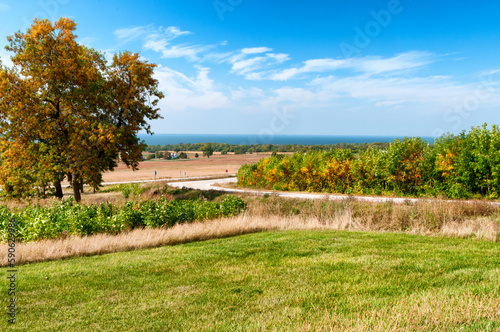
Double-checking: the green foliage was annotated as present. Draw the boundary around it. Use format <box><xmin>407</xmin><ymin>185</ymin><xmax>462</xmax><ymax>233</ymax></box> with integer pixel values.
<box><xmin>201</xmin><ymin>143</ymin><xmax>214</xmax><ymax>158</ymax></box>
<box><xmin>97</xmin><ymin>183</ymin><xmax>145</xmax><ymax>198</ymax></box>
<box><xmin>119</xmin><ymin>183</ymin><xmax>145</xmax><ymax>198</ymax></box>
<box><xmin>237</xmin><ymin>124</ymin><xmax>500</xmax><ymax>199</ymax></box>
<box><xmin>0</xmin><ymin>195</ymin><xmax>246</xmax><ymax>242</ymax></box>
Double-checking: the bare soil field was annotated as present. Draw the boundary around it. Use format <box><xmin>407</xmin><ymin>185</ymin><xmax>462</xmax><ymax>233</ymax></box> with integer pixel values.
<box><xmin>101</xmin><ymin>152</ymin><xmax>269</xmax><ymax>183</ymax></box>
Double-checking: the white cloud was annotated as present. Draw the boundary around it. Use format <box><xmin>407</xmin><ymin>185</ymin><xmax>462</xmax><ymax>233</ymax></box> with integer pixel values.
<box><xmin>150</xmin><ymin>43</ymin><xmax>214</xmax><ymax>61</ymax></box>
<box><xmin>307</xmin><ymin>74</ymin><xmax>499</xmax><ymax>109</ymax></box>
<box><xmin>231</xmin><ymin>56</ymin><xmax>268</xmax><ymax>74</ymax></box>
<box><xmin>270</xmin><ymin>58</ymin><xmax>346</xmax><ymax>81</ymax></box>
<box><xmin>241</xmin><ymin>47</ymin><xmax>273</xmax><ymax>54</ymax></box>
<box><xmin>265</xmin><ymin>51</ymin><xmax>435</xmax><ymax>81</ymax></box>
<box><xmin>164</xmin><ymin>26</ymin><xmax>192</xmax><ymax>39</ymax></box>
<box><xmin>110</xmin><ymin>24</ymin><xmax>500</xmax><ymax>126</ymax></box>
<box><xmin>223</xmin><ymin>47</ymin><xmax>290</xmax><ymax>79</ymax></box>
<box><xmin>129</xmin><ymin>26</ymin><xmax>219</xmax><ymax>61</ymax></box>
<box><xmin>114</xmin><ymin>25</ymin><xmax>191</xmax><ymax>45</ymax></box>
<box><xmin>114</xmin><ymin>25</ymin><xmax>151</xmax><ymax>43</ymax></box>
<box><xmin>0</xmin><ymin>3</ymin><xmax>9</xmax><ymax>12</ymax></box>
<box><xmin>154</xmin><ymin>65</ymin><xmax>229</xmax><ymax>113</ymax></box>
<box><xmin>251</xmin><ymin>68</ymin><xmax>500</xmax><ymax>112</ymax></box>
<box><xmin>143</xmin><ymin>39</ymin><xmax>168</xmax><ymax>53</ymax></box>
<box><xmin>352</xmin><ymin>51</ymin><xmax>434</xmax><ymax>74</ymax></box>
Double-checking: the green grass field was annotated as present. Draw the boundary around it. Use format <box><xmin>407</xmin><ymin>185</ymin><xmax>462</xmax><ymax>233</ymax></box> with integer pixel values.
<box><xmin>2</xmin><ymin>230</ymin><xmax>499</xmax><ymax>331</ymax></box>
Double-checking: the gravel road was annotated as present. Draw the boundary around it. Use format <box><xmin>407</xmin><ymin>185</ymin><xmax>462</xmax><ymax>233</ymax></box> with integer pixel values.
<box><xmin>168</xmin><ymin>177</ymin><xmax>422</xmax><ymax>204</ymax></box>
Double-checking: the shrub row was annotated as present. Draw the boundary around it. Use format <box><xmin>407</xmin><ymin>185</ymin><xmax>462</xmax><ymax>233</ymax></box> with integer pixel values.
<box><xmin>237</xmin><ymin>124</ymin><xmax>500</xmax><ymax>199</ymax></box>
<box><xmin>98</xmin><ymin>183</ymin><xmax>146</xmax><ymax>198</ymax></box>
<box><xmin>0</xmin><ymin>195</ymin><xmax>246</xmax><ymax>242</ymax></box>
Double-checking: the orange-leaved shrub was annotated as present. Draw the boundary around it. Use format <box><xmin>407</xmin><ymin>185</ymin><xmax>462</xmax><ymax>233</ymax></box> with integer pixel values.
<box><xmin>237</xmin><ymin>124</ymin><xmax>500</xmax><ymax>199</ymax></box>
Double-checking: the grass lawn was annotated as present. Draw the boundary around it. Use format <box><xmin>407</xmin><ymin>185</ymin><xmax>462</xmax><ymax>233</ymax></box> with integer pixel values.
<box><xmin>2</xmin><ymin>230</ymin><xmax>499</xmax><ymax>331</ymax></box>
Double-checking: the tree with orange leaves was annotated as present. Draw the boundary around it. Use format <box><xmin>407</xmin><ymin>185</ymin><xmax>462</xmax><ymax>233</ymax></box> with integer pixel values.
<box><xmin>0</xmin><ymin>18</ymin><xmax>163</xmax><ymax>201</ymax></box>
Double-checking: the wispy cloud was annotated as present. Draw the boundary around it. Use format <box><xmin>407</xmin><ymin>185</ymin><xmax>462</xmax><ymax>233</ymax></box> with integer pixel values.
<box><xmin>112</xmin><ymin>24</ymin><xmax>500</xmax><ymax>123</ymax></box>
<box><xmin>241</xmin><ymin>47</ymin><xmax>273</xmax><ymax>54</ymax></box>
<box><xmin>352</xmin><ymin>51</ymin><xmax>435</xmax><ymax>74</ymax></box>
<box><xmin>164</xmin><ymin>26</ymin><xmax>192</xmax><ymax>39</ymax></box>
<box><xmin>114</xmin><ymin>25</ymin><xmax>152</xmax><ymax>43</ymax></box>
<box><xmin>220</xmin><ymin>47</ymin><xmax>290</xmax><ymax>79</ymax></box>
<box><xmin>248</xmin><ymin>64</ymin><xmax>500</xmax><ymax>111</ymax></box>
<box><xmin>263</xmin><ymin>51</ymin><xmax>435</xmax><ymax>81</ymax></box>
<box><xmin>116</xmin><ymin>25</ymin><xmax>218</xmax><ymax>61</ymax></box>
<box><xmin>114</xmin><ymin>25</ymin><xmax>191</xmax><ymax>45</ymax></box>
<box><xmin>147</xmin><ymin>43</ymin><xmax>217</xmax><ymax>61</ymax></box>
<box><xmin>270</xmin><ymin>58</ymin><xmax>347</xmax><ymax>81</ymax></box>
<box><xmin>303</xmin><ymin>74</ymin><xmax>493</xmax><ymax>108</ymax></box>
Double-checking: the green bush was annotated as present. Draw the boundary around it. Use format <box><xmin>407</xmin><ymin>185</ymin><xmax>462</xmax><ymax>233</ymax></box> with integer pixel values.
<box><xmin>119</xmin><ymin>183</ymin><xmax>145</xmax><ymax>198</ymax></box>
<box><xmin>0</xmin><ymin>195</ymin><xmax>246</xmax><ymax>243</ymax></box>
<box><xmin>237</xmin><ymin>124</ymin><xmax>500</xmax><ymax>200</ymax></box>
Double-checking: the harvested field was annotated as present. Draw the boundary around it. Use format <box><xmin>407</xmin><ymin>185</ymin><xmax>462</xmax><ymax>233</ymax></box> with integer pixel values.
<box><xmin>100</xmin><ymin>152</ymin><xmax>269</xmax><ymax>183</ymax></box>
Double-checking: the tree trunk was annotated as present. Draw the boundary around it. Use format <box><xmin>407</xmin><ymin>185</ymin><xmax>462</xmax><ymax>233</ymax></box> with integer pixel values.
<box><xmin>54</xmin><ymin>179</ymin><xmax>63</xmax><ymax>199</ymax></box>
<box><xmin>72</xmin><ymin>174</ymin><xmax>81</xmax><ymax>202</ymax></box>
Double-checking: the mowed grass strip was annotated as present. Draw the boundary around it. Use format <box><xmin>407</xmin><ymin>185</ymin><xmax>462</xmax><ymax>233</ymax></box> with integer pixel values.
<box><xmin>1</xmin><ymin>230</ymin><xmax>499</xmax><ymax>331</ymax></box>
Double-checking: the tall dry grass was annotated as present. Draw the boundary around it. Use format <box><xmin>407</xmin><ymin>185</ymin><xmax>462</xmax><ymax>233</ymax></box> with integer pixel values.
<box><xmin>2</xmin><ymin>198</ymin><xmax>499</xmax><ymax>266</ymax></box>
<box><xmin>245</xmin><ymin>196</ymin><xmax>500</xmax><ymax>241</ymax></box>
<box><xmin>0</xmin><ymin>214</ymin><xmax>347</xmax><ymax>266</ymax></box>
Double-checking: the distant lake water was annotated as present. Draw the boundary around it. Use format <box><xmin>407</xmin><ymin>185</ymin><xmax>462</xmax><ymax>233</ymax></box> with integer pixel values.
<box><xmin>138</xmin><ymin>134</ymin><xmax>435</xmax><ymax>146</ymax></box>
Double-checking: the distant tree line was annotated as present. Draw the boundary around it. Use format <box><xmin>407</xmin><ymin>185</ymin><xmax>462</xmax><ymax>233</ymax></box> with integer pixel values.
<box><xmin>237</xmin><ymin>124</ymin><xmax>500</xmax><ymax>200</ymax></box>
<box><xmin>144</xmin><ymin>142</ymin><xmax>391</xmax><ymax>155</ymax></box>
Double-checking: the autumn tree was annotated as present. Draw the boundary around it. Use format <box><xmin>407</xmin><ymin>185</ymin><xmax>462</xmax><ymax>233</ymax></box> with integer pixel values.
<box><xmin>0</xmin><ymin>18</ymin><xmax>163</xmax><ymax>201</ymax></box>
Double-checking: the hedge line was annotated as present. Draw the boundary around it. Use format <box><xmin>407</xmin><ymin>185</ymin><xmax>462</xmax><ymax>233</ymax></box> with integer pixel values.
<box><xmin>0</xmin><ymin>195</ymin><xmax>246</xmax><ymax>242</ymax></box>
<box><xmin>237</xmin><ymin>124</ymin><xmax>500</xmax><ymax>199</ymax></box>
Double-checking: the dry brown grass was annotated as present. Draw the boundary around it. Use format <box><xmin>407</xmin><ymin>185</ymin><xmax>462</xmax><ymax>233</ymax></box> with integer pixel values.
<box><xmin>2</xmin><ymin>200</ymin><xmax>499</xmax><ymax>267</ymax></box>
<box><xmin>0</xmin><ymin>214</ymin><xmax>350</xmax><ymax>266</ymax></box>
<box><xmin>245</xmin><ymin>197</ymin><xmax>500</xmax><ymax>241</ymax></box>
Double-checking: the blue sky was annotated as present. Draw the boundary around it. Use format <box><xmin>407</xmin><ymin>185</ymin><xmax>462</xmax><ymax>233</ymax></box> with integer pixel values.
<box><xmin>1</xmin><ymin>0</ymin><xmax>500</xmax><ymax>137</ymax></box>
